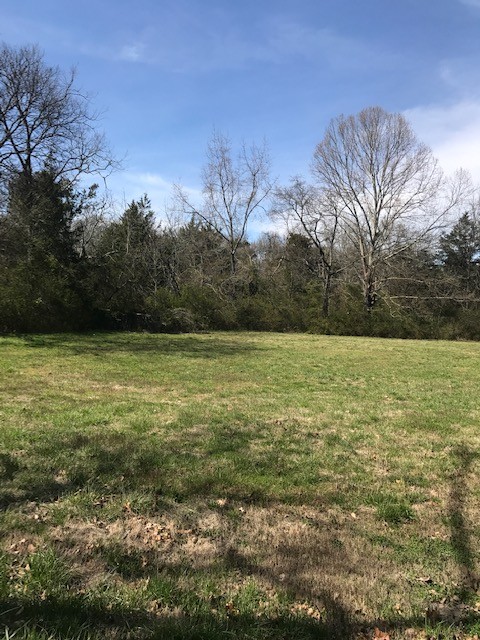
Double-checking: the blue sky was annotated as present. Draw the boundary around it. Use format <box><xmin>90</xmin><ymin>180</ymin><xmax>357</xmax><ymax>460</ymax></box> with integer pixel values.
<box><xmin>1</xmin><ymin>0</ymin><xmax>480</xmax><ymax>227</ymax></box>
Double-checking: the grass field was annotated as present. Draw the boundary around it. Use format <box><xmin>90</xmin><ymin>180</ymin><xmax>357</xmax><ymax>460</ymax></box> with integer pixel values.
<box><xmin>0</xmin><ymin>331</ymin><xmax>479</xmax><ymax>639</ymax></box>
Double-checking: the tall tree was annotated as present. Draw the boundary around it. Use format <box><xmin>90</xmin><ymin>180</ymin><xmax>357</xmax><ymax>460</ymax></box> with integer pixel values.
<box><xmin>272</xmin><ymin>177</ymin><xmax>342</xmax><ymax>316</ymax></box>
<box><xmin>312</xmin><ymin>106</ymin><xmax>465</xmax><ymax>310</ymax></box>
<box><xmin>0</xmin><ymin>43</ymin><xmax>114</xmax><ymax>191</ymax></box>
<box><xmin>174</xmin><ymin>131</ymin><xmax>272</xmax><ymax>276</ymax></box>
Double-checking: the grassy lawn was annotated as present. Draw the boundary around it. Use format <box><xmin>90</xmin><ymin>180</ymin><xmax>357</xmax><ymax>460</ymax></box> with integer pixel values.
<box><xmin>0</xmin><ymin>331</ymin><xmax>479</xmax><ymax>639</ymax></box>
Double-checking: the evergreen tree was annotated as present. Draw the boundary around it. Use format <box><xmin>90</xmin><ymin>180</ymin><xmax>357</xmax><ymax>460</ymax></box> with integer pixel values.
<box><xmin>439</xmin><ymin>213</ymin><xmax>479</xmax><ymax>287</ymax></box>
<box><xmin>0</xmin><ymin>170</ymin><xmax>93</xmax><ymax>331</ymax></box>
<box><xmin>94</xmin><ymin>196</ymin><xmax>158</xmax><ymax>325</ymax></box>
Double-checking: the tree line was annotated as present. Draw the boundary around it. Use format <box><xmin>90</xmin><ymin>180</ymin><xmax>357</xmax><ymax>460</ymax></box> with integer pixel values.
<box><xmin>1</xmin><ymin>43</ymin><xmax>479</xmax><ymax>338</ymax></box>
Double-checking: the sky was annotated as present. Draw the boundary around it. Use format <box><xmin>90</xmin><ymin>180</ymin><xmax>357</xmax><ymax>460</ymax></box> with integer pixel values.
<box><xmin>1</xmin><ymin>0</ymin><xmax>480</xmax><ymax>231</ymax></box>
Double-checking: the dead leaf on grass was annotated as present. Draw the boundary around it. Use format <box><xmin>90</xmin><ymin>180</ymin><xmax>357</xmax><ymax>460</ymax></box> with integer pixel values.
<box><xmin>225</xmin><ymin>601</ymin><xmax>239</xmax><ymax>616</ymax></box>
<box><xmin>290</xmin><ymin>601</ymin><xmax>324</xmax><ymax>621</ymax></box>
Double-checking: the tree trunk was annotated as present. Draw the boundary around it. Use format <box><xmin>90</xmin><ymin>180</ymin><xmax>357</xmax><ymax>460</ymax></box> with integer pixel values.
<box><xmin>322</xmin><ymin>271</ymin><xmax>332</xmax><ymax>317</ymax></box>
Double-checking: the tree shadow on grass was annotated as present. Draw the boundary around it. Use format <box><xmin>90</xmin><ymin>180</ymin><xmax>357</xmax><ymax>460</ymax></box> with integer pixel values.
<box><xmin>448</xmin><ymin>444</ymin><xmax>479</xmax><ymax>596</ymax></box>
<box><xmin>1</xmin><ymin>439</ymin><xmax>479</xmax><ymax>638</ymax></box>
<box><xmin>0</xmin><ymin>592</ymin><xmax>335</xmax><ymax>640</ymax></box>
<box><xmin>1</xmin><ymin>427</ymin><xmax>361</xmax><ymax>638</ymax></box>
<box><xmin>217</xmin><ymin>442</ymin><xmax>480</xmax><ymax>637</ymax></box>
<box><xmin>0</xmin><ymin>519</ymin><xmax>365</xmax><ymax>639</ymax></box>
<box><xmin>0</xmin><ymin>525</ymin><xmax>454</xmax><ymax>640</ymax></box>
<box><xmin>0</xmin><ymin>431</ymin><xmax>167</xmax><ymax>510</ymax></box>
<box><xmin>0</xmin><ymin>428</ymin><xmax>282</xmax><ymax>513</ymax></box>
<box><xmin>0</xmin><ymin>421</ymin><xmax>314</xmax><ymax>513</ymax></box>
<box><xmin>18</xmin><ymin>332</ymin><xmax>261</xmax><ymax>358</ymax></box>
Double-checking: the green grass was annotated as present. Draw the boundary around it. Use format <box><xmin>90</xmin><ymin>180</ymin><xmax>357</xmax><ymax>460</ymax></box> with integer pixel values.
<box><xmin>0</xmin><ymin>331</ymin><xmax>479</xmax><ymax>639</ymax></box>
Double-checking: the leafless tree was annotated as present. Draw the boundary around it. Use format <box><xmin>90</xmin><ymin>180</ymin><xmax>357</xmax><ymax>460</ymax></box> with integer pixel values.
<box><xmin>0</xmin><ymin>43</ymin><xmax>115</xmax><ymax>189</ymax></box>
<box><xmin>174</xmin><ymin>131</ymin><xmax>272</xmax><ymax>276</ymax></box>
<box><xmin>312</xmin><ymin>106</ymin><xmax>466</xmax><ymax>310</ymax></box>
<box><xmin>272</xmin><ymin>177</ymin><xmax>342</xmax><ymax>316</ymax></box>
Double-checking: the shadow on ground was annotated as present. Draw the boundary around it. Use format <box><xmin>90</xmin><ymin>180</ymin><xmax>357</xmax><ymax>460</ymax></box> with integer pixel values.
<box><xmin>448</xmin><ymin>444</ymin><xmax>479</xmax><ymax>596</ymax></box>
<box><xmin>0</xmin><ymin>441</ymin><xmax>478</xmax><ymax>638</ymax></box>
<box><xmin>18</xmin><ymin>332</ymin><xmax>261</xmax><ymax>358</ymax></box>
<box><xmin>0</xmin><ymin>426</ymin><xmax>283</xmax><ymax>511</ymax></box>
<box><xmin>0</xmin><ymin>594</ymin><xmax>327</xmax><ymax>640</ymax></box>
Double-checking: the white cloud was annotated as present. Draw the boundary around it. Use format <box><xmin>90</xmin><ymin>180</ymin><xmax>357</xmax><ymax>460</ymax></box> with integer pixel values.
<box><xmin>405</xmin><ymin>101</ymin><xmax>480</xmax><ymax>183</ymax></box>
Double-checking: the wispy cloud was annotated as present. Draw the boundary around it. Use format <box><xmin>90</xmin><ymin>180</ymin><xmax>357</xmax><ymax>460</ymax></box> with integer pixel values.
<box><xmin>263</xmin><ymin>18</ymin><xmax>385</xmax><ymax>71</ymax></box>
<box><xmin>0</xmin><ymin>11</ymin><xmax>151</xmax><ymax>66</ymax></box>
<box><xmin>0</xmin><ymin>7</ymin><xmax>388</xmax><ymax>76</ymax></box>
<box><xmin>43</xmin><ymin>15</ymin><xmax>381</xmax><ymax>74</ymax></box>
<box><xmin>108</xmin><ymin>170</ymin><xmax>279</xmax><ymax>238</ymax></box>
<box><xmin>134</xmin><ymin>17</ymin><xmax>388</xmax><ymax>74</ymax></box>
<box><xmin>439</xmin><ymin>58</ymin><xmax>480</xmax><ymax>97</ymax></box>
<box><xmin>117</xmin><ymin>44</ymin><xmax>145</xmax><ymax>63</ymax></box>
<box><xmin>76</xmin><ymin>40</ymin><xmax>151</xmax><ymax>64</ymax></box>
<box><xmin>458</xmin><ymin>0</ymin><xmax>480</xmax><ymax>8</ymax></box>
<box><xmin>107</xmin><ymin>171</ymin><xmax>204</xmax><ymax>222</ymax></box>
<box><xmin>106</xmin><ymin>171</ymin><xmax>172</xmax><ymax>216</ymax></box>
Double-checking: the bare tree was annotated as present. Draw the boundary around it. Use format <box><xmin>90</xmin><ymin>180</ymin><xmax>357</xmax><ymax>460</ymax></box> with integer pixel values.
<box><xmin>312</xmin><ymin>106</ymin><xmax>466</xmax><ymax>310</ymax></box>
<box><xmin>174</xmin><ymin>131</ymin><xmax>272</xmax><ymax>276</ymax></box>
<box><xmin>272</xmin><ymin>177</ymin><xmax>342</xmax><ymax>316</ymax></box>
<box><xmin>0</xmin><ymin>43</ymin><xmax>114</xmax><ymax>188</ymax></box>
